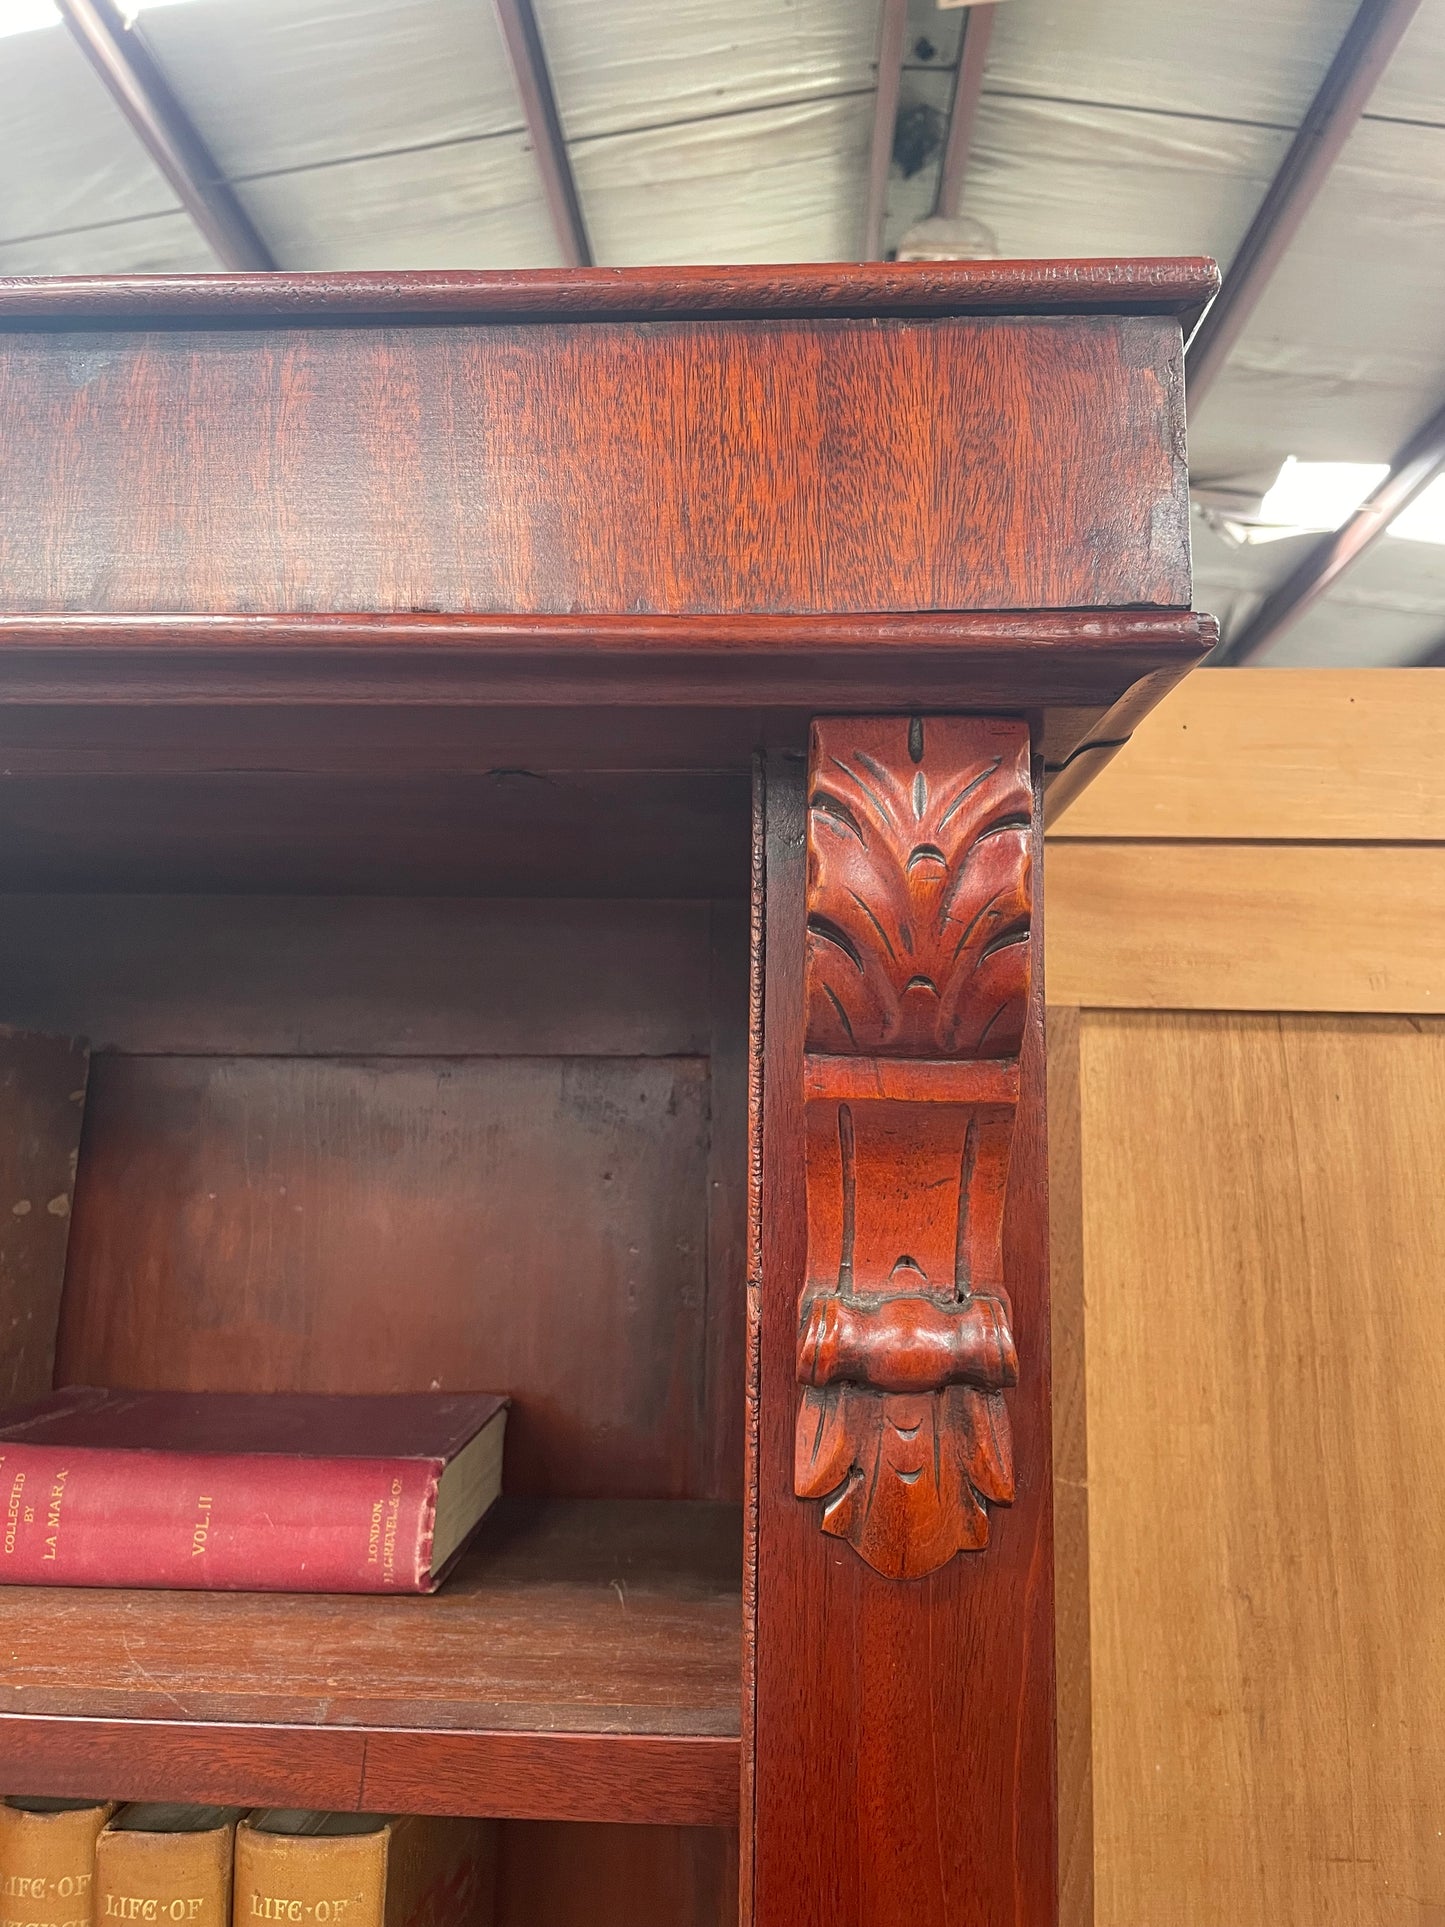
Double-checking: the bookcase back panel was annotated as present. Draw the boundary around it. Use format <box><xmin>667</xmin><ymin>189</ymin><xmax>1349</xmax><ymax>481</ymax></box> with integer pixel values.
<box><xmin>56</xmin><ymin>1053</ymin><xmax>715</xmax><ymax>1499</ymax></box>
<box><xmin>0</xmin><ymin>896</ymin><xmax>713</xmax><ymax>1057</ymax></box>
<box><xmin>0</xmin><ymin>771</ymin><xmax>750</xmax><ymax>896</ymax></box>
<box><xmin>0</xmin><ymin>1026</ymin><xmax>89</xmax><ymax>1404</ymax></box>
<box><xmin>495</xmin><ymin>1823</ymin><xmax>737</xmax><ymax>1927</ymax></box>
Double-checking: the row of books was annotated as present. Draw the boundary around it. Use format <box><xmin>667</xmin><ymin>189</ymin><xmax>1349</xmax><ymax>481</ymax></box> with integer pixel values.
<box><xmin>0</xmin><ymin>1801</ymin><xmax>492</xmax><ymax>1927</ymax></box>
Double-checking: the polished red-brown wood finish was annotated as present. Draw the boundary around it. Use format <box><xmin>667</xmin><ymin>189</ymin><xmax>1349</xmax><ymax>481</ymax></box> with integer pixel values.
<box><xmin>0</xmin><ymin>261</ymin><xmax>1214</xmax><ymax>624</ymax></box>
<box><xmin>751</xmin><ymin>737</ymin><xmax>1054</xmax><ymax>1927</ymax></box>
<box><xmin>795</xmin><ymin>717</ymin><xmax>1031</xmax><ymax>1580</ymax></box>
<box><xmin>0</xmin><ymin>262</ymin><xmax>1212</xmax><ymax>1927</ymax></box>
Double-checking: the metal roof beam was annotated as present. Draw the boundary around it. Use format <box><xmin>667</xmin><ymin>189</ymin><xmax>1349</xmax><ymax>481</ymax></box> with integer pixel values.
<box><xmin>862</xmin><ymin>0</ymin><xmax>909</xmax><ymax>261</ymax></box>
<box><xmin>492</xmin><ymin>0</ymin><xmax>592</xmax><ymax>269</ymax></box>
<box><xmin>935</xmin><ymin>3</ymin><xmax>996</xmax><ymax>220</ymax></box>
<box><xmin>1185</xmin><ymin>0</ymin><xmax>1423</xmax><ymax>404</ymax></box>
<box><xmin>56</xmin><ymin>0</ymin><xmax>275</xmax><ymax>272</ymax></box>
<box><xmin>1217</xmin><ymin>396</ymin><xmax>1445</xmax><ymax>665</ymax></box>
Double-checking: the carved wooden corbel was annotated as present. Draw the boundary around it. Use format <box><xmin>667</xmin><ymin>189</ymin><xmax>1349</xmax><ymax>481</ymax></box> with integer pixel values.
<box><xmin>795</xmin><ymin>715</ymin><xmax>1033</xmax><ymax>1579</ymax></box>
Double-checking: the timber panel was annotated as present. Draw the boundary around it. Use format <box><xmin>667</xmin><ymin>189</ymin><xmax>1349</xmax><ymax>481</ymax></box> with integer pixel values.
<box><xmin>1081</xmin><ymin>1011</ymin><xmax>1445</xmax><ymax>1927</ymax></box>
<box><xmin>0</xmin><ymin>317</ymin><xmax>1188</xmax><ymax>616</ymax></box>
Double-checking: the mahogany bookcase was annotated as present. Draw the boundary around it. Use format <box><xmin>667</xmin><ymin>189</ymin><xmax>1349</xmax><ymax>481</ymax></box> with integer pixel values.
<box><xmin>0</xmin><ymin>261</ymin><xmax>1216</xmax><ymax>1927</ymax></box>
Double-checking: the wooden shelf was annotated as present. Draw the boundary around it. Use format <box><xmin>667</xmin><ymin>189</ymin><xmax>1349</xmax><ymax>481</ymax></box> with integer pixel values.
<box><xmin>0</xmin><ymin>1499</ymin><xmax>740</xmax><ymax>1827</ymax></box>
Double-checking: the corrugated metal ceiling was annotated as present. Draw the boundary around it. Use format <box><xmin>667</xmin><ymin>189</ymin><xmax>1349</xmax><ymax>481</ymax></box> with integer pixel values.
<box><xmin>1</xmin><ymin>0</ymin><xmax>1441</xmax><ymax>663</ymax></box>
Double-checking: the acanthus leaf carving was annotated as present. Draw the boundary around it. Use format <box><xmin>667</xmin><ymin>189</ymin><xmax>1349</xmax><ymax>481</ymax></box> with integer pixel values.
<box><xmin>805</xmin><ymin>723</ymin><xmax>1032</xmax><ymax>1060</ymax></box>
<box><xmin>795</xmin><ymin>716</ymin><xmax>1033</xmax><ymax>1581</ymax></box>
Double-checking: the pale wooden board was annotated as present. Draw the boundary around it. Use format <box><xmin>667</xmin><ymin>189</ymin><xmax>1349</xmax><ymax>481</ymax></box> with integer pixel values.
<box><xmin>1046</xmin><ymin>1007</ymin><xmax>1092</xmax><ymax>1927</ymax></box>
<box><xmin>1046</xmin><ymin>842</ymin><xmax>1445</xmax><ymax>1013</ymax></box>
<box><xmin>1080</xmin><ymin>1011</ymin><xmax>1445</xmax><ymax>1927</ymax></box>
<box><xmin>1049</xmin><ymin>670</ymin><xmax>1445</xmax><ymax>842</ymax></box>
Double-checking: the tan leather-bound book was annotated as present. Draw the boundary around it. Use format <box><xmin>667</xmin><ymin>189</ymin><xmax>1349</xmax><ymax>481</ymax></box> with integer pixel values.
<box><xmin>0</xmin><ymin>1799</ymin><xmax>115</xmax><ymax>1927</ymax></box>
<box><xmin>95</xmin><ymin>1809</ymin><xmax>243</xmax><ymax>1927</ymax></box>
<box><xmin>233</xmin><ymin>1815</ymin><xmax>494</xmax><ymax>1927</ymax></box>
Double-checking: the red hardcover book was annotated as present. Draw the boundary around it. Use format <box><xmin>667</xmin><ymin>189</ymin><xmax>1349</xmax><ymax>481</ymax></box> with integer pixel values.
<box><xmin>0</xmin><ymin>1388</ymin><xmax>507</xmax><ymax>1593</ymax></box>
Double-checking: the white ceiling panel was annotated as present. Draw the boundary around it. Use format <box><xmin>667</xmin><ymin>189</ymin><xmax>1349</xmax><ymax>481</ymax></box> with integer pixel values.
<box><xmin>1188</xmin><ymin>356</ymin><xmax>1445</xmax><ymax>496</ymax></box>
<box><xmin>1249</xmin><ymin>596</ymin><xmax>1444</xmax><ymax>666</ymax></box>
<box><xmin>1190</xmin><ymin>512</ymin><xmax>1296</xmax><ymax>637</ymax></box>
<box><xmin>142</xmin><ymin>0</ymin><xmax>521</xmax><ymax>181</ymax></box>
<box><xmin>0</xmin><ymin>0</ymin><xmax>1439</xmax><ymax>670</ymax></box>
<box><xmin>236</xmin><ymin>135</ymin><xmax>561</xmax><ymax>271</ymax></box>
<box><xmin>1191</xmin><ymin>506</ymin><xmax>1445</xmax><ymax>666</ymax></box>
<box><xmin>538</xmin><ymin>0</ymin><xmax>882</xmax><ymax>142</ymax></box>
<box><xmin>0</xmin><ymin>208</ymin><xmax>212</xmax><ymax>273</ymax></box>
<box><xmin>1188</xmin><ymin>115</ymin><xmax>1445</xmax><ymax>484</ymax></box>
<box><xmin>984</xmin><ymin>0</ymin><xmax>1357</xmax><ymax>125</ymax></box>
<box><xmin>0</xmin><ymin>23</ymin><xmax>177</xmax><ymax>245</ymax></box>
<box><xmin>1366</xmin><ymin>0</ymin><xmax>1445</xmax><ymax>124</ymax></box>
<box><xmin>1318</xmin><ymin>529</ymin><xmax>1445</xmax><ymax>615</ymax></box>
<box><xmin>574</xmin><ymin>94</ymin><xmax>873</xmax><ymax>267</ymax></box>
<box><xmin>960</xmin><ymin>92</ymin><xmax>1285</xmax><ymax>262</ymax></box>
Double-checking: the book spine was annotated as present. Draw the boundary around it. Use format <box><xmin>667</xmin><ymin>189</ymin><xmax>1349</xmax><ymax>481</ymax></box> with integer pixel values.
<box><xmin>0</xmin><ymin>1804</ymin><xmax>113</xmax><ymax>1927</ymax></box>
<box><xmin>95</xmin><ymin>1827</ymin><xmax>233</xmax><ymax>1927</ymax></box>
<box><xmin>233</xmin><ymin>1827</ymin><xmax>388</xmax><ymax>1927</ymax></box>
<box><xmin>0</xmin><ymin>1445</ymin><xmax>440</xmax><ymax>1592</ymax></box>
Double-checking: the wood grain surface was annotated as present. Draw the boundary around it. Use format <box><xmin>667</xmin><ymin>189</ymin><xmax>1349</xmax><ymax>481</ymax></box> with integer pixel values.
<box><xmin>495</xmin><ymin>1823</ymin><xmax>737</xmax><ymax>1927</ymax></box>
<box><xmin>0</xmin><ymin>258</ymin><xmax>1219</xmax><ymax>325</ymax></box>
<box><xmin>0</xmin><ymin>1502</ymin><xmax>741</xmax><ymax>1825</ymax></box>
<box><xmin>0</xmin><ymin>1718</ymin><xmax>736</xmax><ymax>1828</ymax></box>
<box><xmin>0</xmin><ymin>258</ymin><xmax>1220</xmax><ymax>1913</ymax></box>
<box><xmin>0</xmin><ymin>770</ymin><xmax>751</xmax><ymax>896</ymax></box>
<box><xmin>1046</xmin><ymin>842</ymin><xmax>1445</xmax><ymax>1013</ymax></box>
<box><xmin>1045</xmin><ymin>1008</ymin><xmax>1091</xmax><ymax>1927</ymax></box>
<box><xmin>0</xmin><ymin>614</ymin><xmax>1214</xmax><ymax>800</ymax></box>
<box><xmin>56</xmin><ymin>1054</ymin><xmax>714</xmax><ymax>1499</ymax></box>
<box><xmin>1079</xmin><ymin>1012</ymin><xmax>1445</xmax><ymax>1927</ymax></box>
<box><xmin>795</xmin><ymin>717</ymin><xmax>1030</xmax><ymax>1579</ymax></box>
<box><xmin>0</xmin><ymin>318</ymin><xmax>1189</xmax><ymax>616</ymax></box>
<box><xmin>0</xmin><ymin>608</ymin><xmax>1212</xmax><ymax>670</ymax></box>
<box><xmin>0</xmin><ymin>897</ymin><xmax>714</xmax><ymax>1057</ymax></box>
<box><xmin>748</xmin><ymin>745</ymin><xmax>1055</xmax><ymax>1927</ymax></box>
<box><xmin>0</xmin><ymin>1027</ymin><xmax>88</xmax><ymax>1404</ymax></box>
<box><xmin>0</xmin><ymin>884</ymin><xmax>750</xmax><ymax>1858</ymax></box>
<box><xmin>0</xmin><ymin>1499</ymin><xmax>738</xmax><ymax>1733</ymax></box>
<box><xmin>358</xmin><ymin>1732</ymin><xmax>735</xmax><ymax>1826</ymax></box>
<box><xmin>705</xmin><ymin>902</ymin><xmax>750</xmax><ymax>1507</ymax></box>
<box><xmin>0</xmin><ymin>1715</ymin><xmax>370</xmax><ymax>1810</ymax></box>
<box><xmin>0</xmin><ymin>614</ymin><xmax>1214</xmax><ymax>780</ymax></box>
<box><xmin>1050</xmin><ymin>669</ymin><xmax>1445</xmax><ymax>842</ymax></box>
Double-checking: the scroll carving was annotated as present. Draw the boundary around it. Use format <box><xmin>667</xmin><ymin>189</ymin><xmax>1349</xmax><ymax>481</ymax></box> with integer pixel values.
<box><xmin>796</xmin><ymin>716</ymin><xmax>1033</xmax><ymax>1579</ymax></box>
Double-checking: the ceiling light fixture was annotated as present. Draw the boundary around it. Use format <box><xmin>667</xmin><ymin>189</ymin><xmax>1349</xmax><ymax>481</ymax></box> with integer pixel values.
<box><xmin>1255</xmin><ymin>456</ymin><xmax>1389</xmax><ymax>532</ymax></box>
<box><xmin>1386</xmin><ymin>472</ymin><xmax>1445</xmax><ymax>544</ymax></box>
<box><xmin>0</xmin><ymin>0</ymin><xmax>63</xmax><ymax>34</ymax></box>
<box><xmin>1202</xmin><ymin>457</ymin><xmax>1402</xmax><ymax>549</ymax></box>
<box><xmin>0</xmin><ymin>0</ymin><xmax>201</xmax><ymax>36</ymax></box>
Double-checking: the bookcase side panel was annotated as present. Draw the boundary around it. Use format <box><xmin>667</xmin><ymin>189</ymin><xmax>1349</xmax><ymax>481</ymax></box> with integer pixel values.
<box><xmin>747</xmin><ymin>736</ymin><xmax>1056</xmax><ymax>1927</ymax></box>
